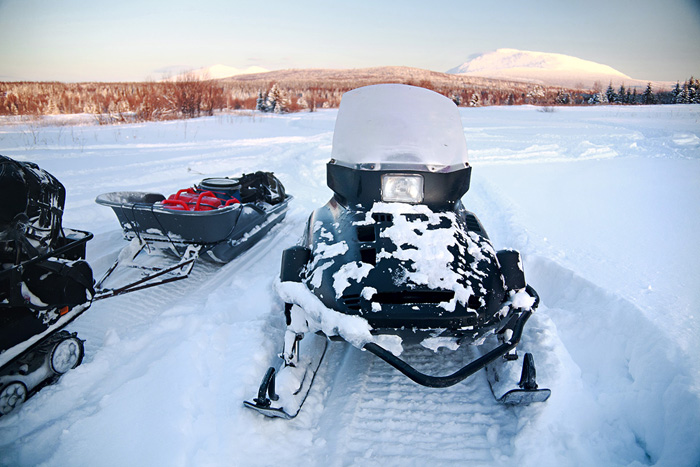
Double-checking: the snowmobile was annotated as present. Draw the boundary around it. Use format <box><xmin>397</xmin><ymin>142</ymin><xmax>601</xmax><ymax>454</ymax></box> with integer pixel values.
<box><xmin>244</xmin><ymin>84</ymin><xmax>550</xmax><ymax>419</ymax></box>
<box><xmin>1</xmin><ymin>155</ymin><xmax>94</xmax><ymax>416</ymax></box>
<box><xmin>95</xmin><ymin>172</ymin><xmax>291</xmax><ymax>298</ymax></box>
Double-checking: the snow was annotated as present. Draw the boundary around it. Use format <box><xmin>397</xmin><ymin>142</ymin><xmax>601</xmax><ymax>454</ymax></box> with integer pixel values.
<box><xmin>367</xmin><ymin>202</ymin><xmax>481</xmax><ymax>311</ymax></box>
<box><xmin>277</xmin><ymin>283</ymin><xmax>374</xmax><ymax>350</ymax></box>
<box><xmin>449</xmin><ymin>48</ymin><xmax>630</xmax><ymax>78</ymax></box>
<box><xmin>448</xmin><ymin>48</ymin><xmax>673</xmax><ymax>90</ymax></box>
<box><xmin>331</xmin><ymin>262</ymin><xmax>373</xmax><ymax>299</ymax></box>
<box><xmin>163</xmin><ymin>64</ymin><xmax>269</xmax><ymax>81</ymax></box>
<box><xmin>420</xmin><ymin>336</ymin><xmax>460</xmax><ymax>352</ymax></box>
<box><xmin>1</xmin><ymin>105</ymin><xmax>699</xmax><ymax>466</ymax></box>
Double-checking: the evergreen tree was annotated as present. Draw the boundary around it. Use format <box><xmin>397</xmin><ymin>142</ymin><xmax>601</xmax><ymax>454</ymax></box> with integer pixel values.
<box><xmin>255</xmin><ymin>90</ymin><xmax>267</xmax><ymax>111</ymax></box>
<box><xmin>687</xmin><ymin>77</ymin><xmax>699</xmax><ymax>104</ymax></box>
<box><xmin>266</xmin><ymin>85</ymin><xmax>278</xmax><ymax>112</ymax></box>
<box><xmin>642</xmin><ymin>83</ymin><xmax>656</xmax><ymax>105</ymax></box>
<box><xmin>672</xmin><ymin>82</ymin><xmax>682</xmax><ymax>104</ymax></box>
<box><xmin>605</xmin><ymin>82</ymin><xmax>616</xmax><ymax>104</ymax></box>
<box><xmin>617</xmin><ymin>84</ymin><xmax>626</xmax><ymax>104</ymax></box>
<box><xmin>266</xmin><ymin>84</ymin><xmax>287</xmax><ymax>113</ymax></box>
<box><xmin>680</xmin><ymin>81</ymin><xmax>690</xmax><ymax>103</ymax></box>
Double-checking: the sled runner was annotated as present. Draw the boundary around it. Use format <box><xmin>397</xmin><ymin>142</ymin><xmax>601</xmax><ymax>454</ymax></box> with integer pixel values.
<box><xmin>245</xmin><ymin>85</ymin><xmax>549</xmax><ymax>419</ymax></box>
<box><xmin>95</xmin><ymin>172</ymin><xmax>291</xmax><ymax>299</ymax></box>
<box><xmin>1</xmin><ymin>155</ymin><xmax>95</xmax><ymax>415</ymax></box>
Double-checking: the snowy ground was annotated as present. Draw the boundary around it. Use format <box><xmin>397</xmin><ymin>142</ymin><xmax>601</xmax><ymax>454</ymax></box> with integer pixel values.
<box><xmin>0</xmin><ymin>105</ymin><xmax>699</xmax><ymax>466</ymax></box>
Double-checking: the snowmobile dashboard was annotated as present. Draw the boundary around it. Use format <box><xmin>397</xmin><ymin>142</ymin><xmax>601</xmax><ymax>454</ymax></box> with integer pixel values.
<box><xmin>326</xmin><ymin>160</ymin><xmax>471</xmax><ymax>209</ymax></box>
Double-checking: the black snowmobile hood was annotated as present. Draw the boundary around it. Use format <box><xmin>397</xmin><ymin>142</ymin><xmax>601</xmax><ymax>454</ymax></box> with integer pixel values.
<box><xmin>300</xmin><ymin>199</ymin><xmax>508</xmax><ymax>338</ymax></box>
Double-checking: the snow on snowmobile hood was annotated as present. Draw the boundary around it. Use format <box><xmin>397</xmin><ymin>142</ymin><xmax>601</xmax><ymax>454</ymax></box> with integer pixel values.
<box><xmin>330</xmin><ymin>84</ymin><xmax>469</xmax><ymax>173</ymax></box>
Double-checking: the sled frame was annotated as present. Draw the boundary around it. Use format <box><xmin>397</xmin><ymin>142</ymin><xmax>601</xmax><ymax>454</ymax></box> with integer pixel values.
<box><xmin>93</xmin><ymin>240</ymin><xmax>200</xmax><ymax>301</ymax></box>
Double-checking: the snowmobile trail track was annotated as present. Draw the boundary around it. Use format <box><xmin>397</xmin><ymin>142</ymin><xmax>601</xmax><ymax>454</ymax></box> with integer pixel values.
<box><xmin>311</xmin><ymin>342</ymin><xmax>520</xmax><ymax>466</ymax></box>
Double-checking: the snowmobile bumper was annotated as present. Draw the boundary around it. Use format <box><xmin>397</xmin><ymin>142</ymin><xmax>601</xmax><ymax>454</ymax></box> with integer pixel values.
<box><xmin>362</xmin><ymin>285</ymin><xmax>540</xmax><ymax>389</ymax></box>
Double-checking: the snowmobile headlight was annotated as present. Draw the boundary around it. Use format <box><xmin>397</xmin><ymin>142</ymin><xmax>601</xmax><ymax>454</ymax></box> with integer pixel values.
<box><xmin>381</xmin><ymin>174</ymin><xmax>424</xmax><ymax>203</ymax></box>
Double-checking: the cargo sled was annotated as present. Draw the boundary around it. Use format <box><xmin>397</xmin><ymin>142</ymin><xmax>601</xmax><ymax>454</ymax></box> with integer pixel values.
<box><xmin>1</xmin><ymin>155</ymin><xmax>94</xmax><ymax>416</ymax></box>
<box><xmin>245</xmin><ymin>85</ymin><xmax>550</xmax><ymax>419</ymax></box>
<box><xmin>95</xmin><ymin>172</ymin><xmax>291</xmax><ymax>299</ymax></box>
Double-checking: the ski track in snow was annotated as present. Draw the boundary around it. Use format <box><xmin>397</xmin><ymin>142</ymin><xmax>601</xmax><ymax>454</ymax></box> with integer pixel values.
<box><xmin>0</xmin><ymin>106</ymin><xmax>699</xmax><ymax>466</ymax></box>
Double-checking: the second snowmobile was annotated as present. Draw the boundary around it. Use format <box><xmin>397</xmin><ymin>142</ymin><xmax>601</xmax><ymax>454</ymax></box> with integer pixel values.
<box><xmin>1</xmin><ymin>155</ymin><xmax>94</xmax><ymax>416</ymax></box>
<box><xmin>245</xmin><ymin>84</ymin><xmax>550</xmax><ymax>419</ymax></box>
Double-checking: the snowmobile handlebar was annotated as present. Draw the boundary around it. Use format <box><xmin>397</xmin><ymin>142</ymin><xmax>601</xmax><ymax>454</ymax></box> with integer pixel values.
<box><xmin>362</xmin><ymin>285</ymin><xmax>539</xmax><ymax>388</ymax></box>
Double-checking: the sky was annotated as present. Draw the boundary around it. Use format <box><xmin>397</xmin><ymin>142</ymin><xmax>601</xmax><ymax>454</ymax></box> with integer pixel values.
<box><xmin>0</xmin><ymin>0</ymin><xmax>699</xmax><ymax>82</ymax></box>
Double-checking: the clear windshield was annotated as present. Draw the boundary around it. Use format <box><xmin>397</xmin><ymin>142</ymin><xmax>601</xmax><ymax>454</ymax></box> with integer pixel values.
<box><xmin>331</xmin><ymin>84</ymin><xmax>469</xmax><ymax>172</ymax></box>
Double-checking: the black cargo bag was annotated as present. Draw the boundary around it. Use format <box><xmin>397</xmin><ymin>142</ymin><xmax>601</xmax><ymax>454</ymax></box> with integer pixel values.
<box><xmin>0</xmin><ymin>258</ymin><xmax>94</xmax><ymax>353</ymax></box>
<box><xmin>0</xmin><ymin>155</ymin><xmax>66</xmax><ymax>260</ymax></box>
<box><xmin>21</xmin><ymin>259</ymin><xmax>95</xmax><ymax>310</ymax></box>
<box><xmin>238</xmin><ymin>171</ymin><xmax>286</xmax><ymax>205</ymax></box>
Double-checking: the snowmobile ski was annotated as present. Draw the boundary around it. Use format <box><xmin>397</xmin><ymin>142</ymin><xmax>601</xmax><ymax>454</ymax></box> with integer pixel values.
<box><xmin>486</xmin><ymin>351</ymin><xmax>551</xmax><ymax>405</ymax></box>
<box><xmin>244</xmin><ymin>331</ymin><xmax>328</xmax><ymax>419</ymax></box>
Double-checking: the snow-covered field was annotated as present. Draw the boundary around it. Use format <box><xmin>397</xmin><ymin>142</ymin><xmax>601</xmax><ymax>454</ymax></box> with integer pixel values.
<box><xmin>0</xmin><ymin>105</ymin><xmax>699</xmax><ymax>466</ymax></box>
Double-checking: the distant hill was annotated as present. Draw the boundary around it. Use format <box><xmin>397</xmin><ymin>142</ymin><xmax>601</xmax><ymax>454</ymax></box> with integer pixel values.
<box><xmin>447</xmin><ymin>49</ymin><xmax>672</xmax><ymax>90</ymax></box>
<box><xmin>219</xmin><ymin>65</ymin><xmax>601</xmax><ymax>110</ymax></box>
<box><xmin>221</xmin><ymin>65</ymin><xmax>536</xmax><ymax>89</ymax></box>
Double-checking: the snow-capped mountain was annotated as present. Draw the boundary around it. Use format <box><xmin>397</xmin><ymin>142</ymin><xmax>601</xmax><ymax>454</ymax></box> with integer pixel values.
<box><xmin>448</xmin><ymin>49</ymin><xmax>667</xmax><ymax>90</ymax></box>
<box><xmin>165</xmin><ymin>64</ymin><xmax>269</xmax><ymax>81</ymax></box>
<box><xmin>195</xmin><ymin>64</ymin><xmax>269</xmax><ymax>79</ymax></box>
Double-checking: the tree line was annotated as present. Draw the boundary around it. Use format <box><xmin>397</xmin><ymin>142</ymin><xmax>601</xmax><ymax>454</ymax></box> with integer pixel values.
<box><xmin>593</xmin><ymin>78</ymin><xmax>699</xmax><ymax>105</ymax></box>
<box><xmin>1</xmin><ymin>74</ymin><xmax>696</xmax><ymax>122</ymax></box>
<box><xmin>0</xmin><ymin>76</ymin><xmax>228</xmax><ymax>122</ymax></box>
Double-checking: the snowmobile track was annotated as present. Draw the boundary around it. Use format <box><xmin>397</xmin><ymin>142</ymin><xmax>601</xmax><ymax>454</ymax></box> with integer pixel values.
<box><xmin>312</xmin><ymin>342</ymin><xmax>519</xmax><ymax>465</ymax></box>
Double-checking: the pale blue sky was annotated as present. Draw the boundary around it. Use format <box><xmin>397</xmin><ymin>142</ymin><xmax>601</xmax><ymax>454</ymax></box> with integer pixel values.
<box><xmin>1</xmin><ymin>0</ymin><xmax>698</xmax><ymax>82</ymax></box>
